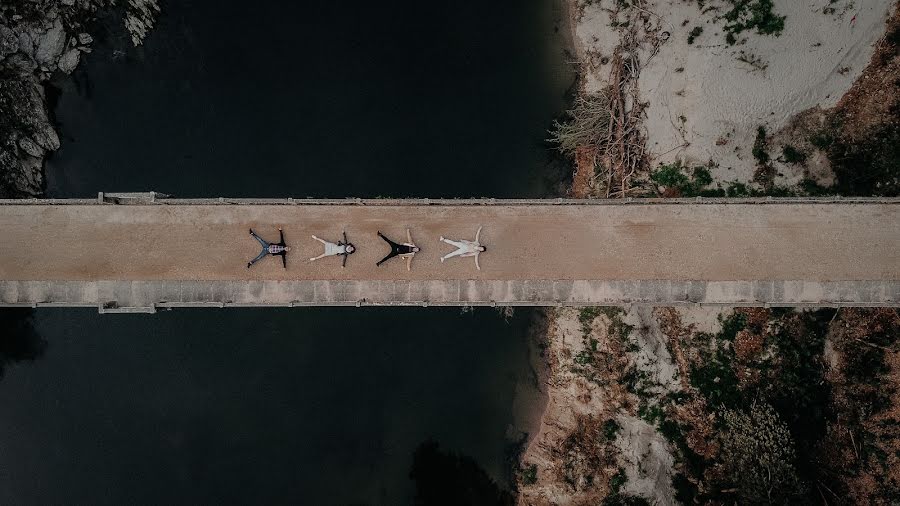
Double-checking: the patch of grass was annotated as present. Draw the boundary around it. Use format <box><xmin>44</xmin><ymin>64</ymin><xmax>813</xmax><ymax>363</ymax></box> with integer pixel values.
<box><xmin>781</xmin><ymin>144</ymin><xmax>807</xmax><ymax>164</ymax></box>
<box><xmin>722</xmin><ymin>0</ymin><xmax>786</xmax><ymax>38</ymax></box>
<box><xmin>520</xmin><ymin>463</ymin><xmax>538</xmax><ymax>485</ymax></box>
<box><xmin>574</xmin><ymin>350</ymin><xmax>594</xmax><ymax>365</ymax></box>
<box><xmin>752</xmin><ymin>126</ymin><xmax>770</xmax><ymax>164</ymax></box>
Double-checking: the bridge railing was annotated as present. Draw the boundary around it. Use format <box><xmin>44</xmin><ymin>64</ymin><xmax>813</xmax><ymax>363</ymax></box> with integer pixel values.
<box><xmin>1</xmin><ymin>194</ymin><xmax>898</xmax><ymax>206</ymax></box>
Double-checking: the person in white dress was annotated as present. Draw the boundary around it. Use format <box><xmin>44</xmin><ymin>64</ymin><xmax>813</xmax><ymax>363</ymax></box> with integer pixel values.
<box><xmin>309</xmin><ymin>232</ymin><xmax>356</xmax><ymax>267</ymax></box>
<box><xmin>439</xmin><ymin>226</ymin><xmax>486</xmax><ymax>270</ymax></box>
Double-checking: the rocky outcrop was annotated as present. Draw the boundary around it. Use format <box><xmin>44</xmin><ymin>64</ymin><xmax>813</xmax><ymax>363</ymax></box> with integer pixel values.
<box><xmin>0</xmin><ymin>0</ymin><xmax>159</xmax><ymax>198</ymax></box>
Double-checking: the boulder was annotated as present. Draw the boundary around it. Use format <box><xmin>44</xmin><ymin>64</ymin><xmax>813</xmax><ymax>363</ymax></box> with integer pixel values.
<box><xmin>18</xmin><ymin>30</ymin><xmax>34</xmax><ymax>58</ymax></box>
<box><xmin>35</xmin><ymin>20</ymin><xmax>66</xmax><ymax>66</ymax></box>
<box><xmin>77</xmin><ymin>32</ymin><xmax>93</xmax><ymax>45</ymax></box>
<box><xmin>18</xmin><ymin>137</ymin><xmax>45</xmax><ymax>158</ymax></box>
<box><xmin>58</xmin><ymin>48</ymin><xmax>80</xmax><ymax>73</ymax></box>
<box><xmin>32</xmin><ymin>125</ymin><xmax>60</xmax><ymax>152</ymax></box>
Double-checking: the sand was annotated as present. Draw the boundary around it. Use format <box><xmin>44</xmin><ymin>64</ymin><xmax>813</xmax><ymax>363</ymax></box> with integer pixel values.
<box><xmin>568</xmin><ymin>0</ymin><xmax>895</xmax><ymax>185</ymax></box>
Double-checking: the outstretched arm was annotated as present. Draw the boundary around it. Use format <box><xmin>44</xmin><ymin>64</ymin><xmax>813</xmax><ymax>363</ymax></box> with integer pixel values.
<box><xmin>475</xmin><ymin>253</ymin><xmax>481</xmax><ymax>271</ymax></box>
<box><xmin>279</xmin><ymin>228</ymin><xmax>285</xmax><ymax>245</ymax></box>
<box><xmin>281</xmin><ymin>253</ymin><xmax>287</xmax><ymax>269</ymax></box>
<box><xmin>406</xmin><ymin>255</ymin><xmax>412</xmax><ymax>271</ymax></box>
<box><xmin>475</xmin><ymin>226</ymin><xmax>482</xmax><ymax>244</ymax></box>
<box><xmin>406</xmin><ymin>228</ymin><xmax>413</xmax><ymax>245</ymax></box>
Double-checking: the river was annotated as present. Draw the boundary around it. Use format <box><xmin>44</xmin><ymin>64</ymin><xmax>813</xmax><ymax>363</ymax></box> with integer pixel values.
<box><xmin>0</xmin><ymin>0</ymin><xmax>574</xmax><ymax>503</ymax></box>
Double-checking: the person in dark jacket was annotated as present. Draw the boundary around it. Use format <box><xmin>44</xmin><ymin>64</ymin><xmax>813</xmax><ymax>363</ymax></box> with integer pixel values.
<box><xmin>247</xmin><ymin>227</ymin><xmax>290</xmax><ymax>268</ymax></box>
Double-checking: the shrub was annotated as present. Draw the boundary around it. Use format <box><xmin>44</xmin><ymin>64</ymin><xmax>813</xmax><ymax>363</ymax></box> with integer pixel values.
<box><xmin>720</xmin><ymin>402</ymin><xmax>803</xmax><ymax>503</ymax></box>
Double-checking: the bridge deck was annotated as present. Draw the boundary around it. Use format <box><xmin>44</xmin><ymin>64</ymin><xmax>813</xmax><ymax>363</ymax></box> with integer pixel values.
<box><xmin>0</xmin><ymin>198</ymin><xmax>897</xmax><ymax>309</ymax></box>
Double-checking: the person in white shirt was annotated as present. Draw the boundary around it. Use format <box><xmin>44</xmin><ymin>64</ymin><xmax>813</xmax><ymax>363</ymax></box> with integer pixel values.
<box><xmin>309</xmin><ymin>231</ymin><xmax>356</xmax><ymax>267</ymax></box>
<box><xmin>439</xmin><ymin>226</ymin><xmax>486</xmax><ymax>270</ymax></box>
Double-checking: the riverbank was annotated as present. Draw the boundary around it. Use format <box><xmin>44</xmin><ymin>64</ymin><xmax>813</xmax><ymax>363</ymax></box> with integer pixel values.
<box><xmin>519</xmin><ymin>0</ymin><xmax>900</xmax><ymax>503</ymax></box>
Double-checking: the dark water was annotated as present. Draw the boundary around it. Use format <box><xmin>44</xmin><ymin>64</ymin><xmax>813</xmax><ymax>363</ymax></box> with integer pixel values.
<box><xmin>1</xmin><ymin>0</ymin><xmax>574</xmax><ymax>504</ymax></box>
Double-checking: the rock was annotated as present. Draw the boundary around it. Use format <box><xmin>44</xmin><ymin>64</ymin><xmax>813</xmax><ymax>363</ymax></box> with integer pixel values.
<box><xmin>18</xmin><ymin>30</ymin><xmax>34</xmax><ymax>57</ymax></box>
<box><xmin>18</xmin><ymin>137</ymin><xmax>45</xmax><ymax>158</ymax></box>
<box><xmin>78</xmin><ymin>32</ymin><xmax>93</xmax><ymax>45</ymax></box>
<box><xmin>57</xmin><ymin>48</ymin><xmax>80</xmax><ymax>73</ymax></box>
<box><xmin>32</xmin><ymin>125</ymin><xmax>60</xmax><ymax>152</ymax></box>
<box><xmin>0</xmin><ymin>25</ymin><xmax>17</xmax><ymax>56</ymax></box>
<box><xmin>35</xmin><ymin>20</ymin><xmax>66</xmax><ymax>66</ymax></box>
<box><xmin>62</xmin><ymin>0</ymin><xmax>76</xmax><ymax>6</ymax></box>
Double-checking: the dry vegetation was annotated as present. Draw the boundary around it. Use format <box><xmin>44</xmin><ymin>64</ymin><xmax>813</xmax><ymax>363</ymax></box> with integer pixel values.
<box><xmin>550</xmin><ymin>0</ymin><xmax>656</xmax><ymax>198</ymax></box>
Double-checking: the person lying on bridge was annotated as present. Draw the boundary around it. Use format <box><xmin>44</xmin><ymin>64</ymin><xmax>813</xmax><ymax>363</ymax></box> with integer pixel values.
<box><xmin>247</xmin><ymin>228</ymin><xmax>290</xmax><ymax>269</ymax></box>
<box><xmin>376</xmin><ymin>229</ymin><xmax>419</xmax><ymax>271</ymax></box>
<box><xmin>440</xmin><ymin>226</ymin><xmax>486</xmax><ymax>270</ymax></box>
<box><xmin>309</xmin><ymin>231</ymin><xmax>356</xmax><ymax>267</ymax></box>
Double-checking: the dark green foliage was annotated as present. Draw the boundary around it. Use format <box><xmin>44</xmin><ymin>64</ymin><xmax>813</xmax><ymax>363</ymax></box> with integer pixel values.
<box><xmin>691</xmin><ymin>166</ymin><xmax>713</xmax><ymax>186</ymax></box>
<box><xmin>809</xmin><ymin>129</ymin><xmax>835</xmax><ymax>149</ymax></box>
<box><xmin>752</xmin><ymin>126</ymin><xmax>770</xmax><ymax>164</ymax></box>
<box><xmin>781</xmin><ymin>144</ymin><xmax>807</xmax><ymax>164</ymax></box>
<box><xmin>609</xmin><ymin>468</ymin><xmax>627</xmax><ymax>495</ymax></box>
<box><xmin>687</xmin><ymin>26</ymin><xmax>703</xmax><ymax>44</ymax></box>
<box><xmin>603</xmin><ymin>419</ymin><xmax>622</xmax><ymax>441</ymax></box>
<box><xmin>520</xmin><ymin>463</ymin><xmax>538</xmax><ymax>485</ymax></box>
<box><xmin>690</xmin><ymin>345</ymin><xmax>742</xmax><ymax>408</ymax></box>
<box><xmin>650</xmin><ymin>162</ymin><xmax>715</xmax><ymax>196</ymax></box>
<box><xmin>723</xmin><ymin>0</ymin><xmax>786</xmax><ymax>37</ymax></box>
<box><xmin>650</xmin><ymin>163</ymin><xmax>690</xmax><ymax>188</ymax></box>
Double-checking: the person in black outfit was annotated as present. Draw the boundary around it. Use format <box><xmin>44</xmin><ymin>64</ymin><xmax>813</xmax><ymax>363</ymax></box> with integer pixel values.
<box><xmin>376</xmin><ymin>229</ymin><xmax>420</xmax><ymax>270</ymax></box>
<box><xmin>247</xmin><ymin>227</ymin><xmax>290</xmax><ymax>269</ymax></box>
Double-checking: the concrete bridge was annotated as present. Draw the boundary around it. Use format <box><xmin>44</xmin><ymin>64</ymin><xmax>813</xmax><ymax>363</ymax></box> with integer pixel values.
<box><xmin>0</xmin><ymin>195</ymin><xmax>897</xmax><ymax>312</ymax></box>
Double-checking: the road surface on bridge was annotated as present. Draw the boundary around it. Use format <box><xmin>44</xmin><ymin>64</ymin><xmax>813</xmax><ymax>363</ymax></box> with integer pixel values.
<box><xmin>0</xmin><ymin>199</ymin><xmax>897</xmax><ymax>309</ymax></box>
